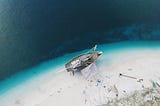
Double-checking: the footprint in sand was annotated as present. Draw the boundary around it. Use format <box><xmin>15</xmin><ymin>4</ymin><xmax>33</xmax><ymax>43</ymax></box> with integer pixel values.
<box><xmin>15</xmin><ymin>100</ymin><xmax>22</xmax><ymax>105</ymax></box>
<box><xmin>56</xmin><ymin>88</ymin><xmax>63</xmax><ymax>93</ymax></box>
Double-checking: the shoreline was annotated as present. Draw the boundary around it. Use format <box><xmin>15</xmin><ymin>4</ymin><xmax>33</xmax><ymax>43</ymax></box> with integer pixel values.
<box><xmin>0</xmin><ymin>41</ymin><xmax>160</xmax><ymax>106</ymax></box>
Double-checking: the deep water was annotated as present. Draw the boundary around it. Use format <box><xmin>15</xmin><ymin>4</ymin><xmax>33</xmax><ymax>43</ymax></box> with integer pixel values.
<box><xmin>0</xmin><ymin>0</ymin><xmax>160</xmax><ymax>80</ymax></box>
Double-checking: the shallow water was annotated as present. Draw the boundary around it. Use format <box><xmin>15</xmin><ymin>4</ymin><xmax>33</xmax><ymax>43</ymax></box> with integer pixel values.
<box><xmin>0</xmin><ymin>41</ymin><xmax>160</xmax><ymax>97</ymax></box>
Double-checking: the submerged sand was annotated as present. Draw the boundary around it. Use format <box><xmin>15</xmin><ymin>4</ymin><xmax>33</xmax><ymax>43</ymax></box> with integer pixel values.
<box><xmin>0</xmin><ymin>42</ymin><xmax>160</xmax><ymax>106</ymax></box>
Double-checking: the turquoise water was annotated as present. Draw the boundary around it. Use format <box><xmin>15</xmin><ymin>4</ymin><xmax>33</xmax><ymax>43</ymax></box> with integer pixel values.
<box><xmin>0</xmin><ymin>48</ymin><xmax>87</xmax><ymax>96</ymax></box>
<box><xmin>0</xmin><ymin>41</ymin><xmax>160</xmax><ymax>96</ymax></box>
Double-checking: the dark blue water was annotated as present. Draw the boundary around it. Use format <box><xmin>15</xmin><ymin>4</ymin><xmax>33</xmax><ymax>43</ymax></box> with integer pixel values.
<box><xmin>0</xmin><ymin>0</ymin><xmax>160</xmax><ymax>80</ymax></box>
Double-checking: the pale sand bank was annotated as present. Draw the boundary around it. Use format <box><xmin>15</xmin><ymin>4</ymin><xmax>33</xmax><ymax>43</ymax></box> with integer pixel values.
<box><xmin>0</xmin><ymin>42</ymin><xmax>160</xmax><ymax>106</ymax></box>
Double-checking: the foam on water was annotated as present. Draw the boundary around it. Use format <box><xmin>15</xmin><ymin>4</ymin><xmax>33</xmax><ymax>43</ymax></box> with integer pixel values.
<box><xmin>0</xmin><ymin>41</ymin><xmax>160</xmax><ymax>98</ymax></box>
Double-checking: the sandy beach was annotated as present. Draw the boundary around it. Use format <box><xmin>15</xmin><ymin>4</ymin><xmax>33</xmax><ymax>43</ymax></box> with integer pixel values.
<box><xmin>0</xmin><ymin>42</ymin><xmax>160</xmax><ymax>106</ymax></box>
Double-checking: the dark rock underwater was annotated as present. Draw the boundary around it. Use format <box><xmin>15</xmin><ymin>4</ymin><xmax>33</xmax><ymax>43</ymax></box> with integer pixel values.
<box><xmin>0</xmin><ymin>0</ymin><xmax>160</xmax><ymax>80</ymax></box>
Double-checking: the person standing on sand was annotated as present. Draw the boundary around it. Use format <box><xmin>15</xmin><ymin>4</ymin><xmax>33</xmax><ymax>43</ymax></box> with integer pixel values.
<box><xmin>82</xmin><ymin>90</ymin><xmax>87</xmax><ymax>104</ymax></box>
<box><xmin>113</xmin><ymin>84</ymin><xmax>119</xmax><ymax>97</ymax></box>
<box><xmin>150</xmin><ymin>79</ymin><xmax>156</xmax><ymax>88</ymax></box>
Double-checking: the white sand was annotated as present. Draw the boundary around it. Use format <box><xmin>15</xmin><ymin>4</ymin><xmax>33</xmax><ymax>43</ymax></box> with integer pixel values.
<box><xmin>1</xmin><ymin>44</ymin><xmax>160</xmax><ymax>106</ymax></box>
